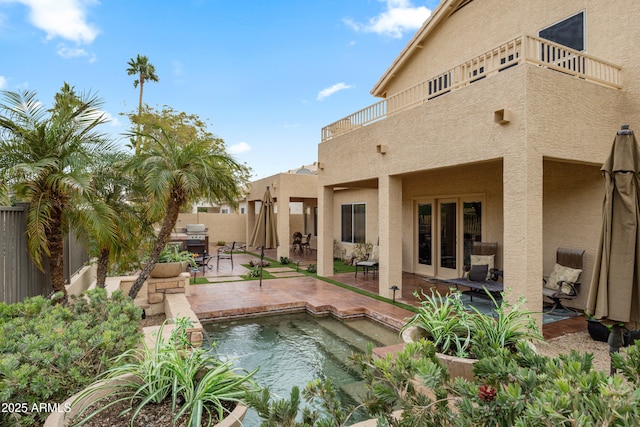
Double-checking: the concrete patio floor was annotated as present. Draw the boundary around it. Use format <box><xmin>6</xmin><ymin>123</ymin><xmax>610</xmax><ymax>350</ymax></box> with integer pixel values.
<box><xmin>188</xmin><ymin>249</ymin><xmax>587</xmax><ymax>340</ymax></box>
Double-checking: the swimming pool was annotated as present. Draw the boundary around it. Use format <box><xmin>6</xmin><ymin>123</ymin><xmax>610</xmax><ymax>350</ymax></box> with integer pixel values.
<box><xmin>204</xmin><ymin>312</ymin><xmax>403</xmax><ymax>425</ymax></box>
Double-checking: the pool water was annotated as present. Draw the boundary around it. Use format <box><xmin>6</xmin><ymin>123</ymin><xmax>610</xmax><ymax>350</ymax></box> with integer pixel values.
<box><xmin>204</xmin><ymin>312</ymin><xmax>403</xmax><ymax>425</ymax></box>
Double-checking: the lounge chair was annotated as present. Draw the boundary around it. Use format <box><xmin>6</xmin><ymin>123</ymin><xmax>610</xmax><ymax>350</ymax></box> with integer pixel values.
<box><xmin>441</xmin><ymin>242</ymin><xmax>503</xmax><ymax>299</ymax></box>
<box><xmin>543</xmin><ymin>247</ymin><xmax>584</xmax><ymax>313</ymax></box>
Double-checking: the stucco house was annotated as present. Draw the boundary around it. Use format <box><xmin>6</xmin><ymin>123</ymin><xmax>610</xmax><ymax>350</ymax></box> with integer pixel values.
<box><xmin>246</xmin><ymin>164</ymin><xmax>319</xmax><ymax>260</ymax></box>
<box><xmin>316</xmin><ymin>0</ymin><xmax>640</xmax><ymax>314</ymax></box>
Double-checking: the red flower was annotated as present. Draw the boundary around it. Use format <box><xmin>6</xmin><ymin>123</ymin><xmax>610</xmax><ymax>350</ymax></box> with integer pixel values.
<box><xmin>478</xmin><ymin>384</ymin><xmax>497</xmax><ymax>402</ymax></box>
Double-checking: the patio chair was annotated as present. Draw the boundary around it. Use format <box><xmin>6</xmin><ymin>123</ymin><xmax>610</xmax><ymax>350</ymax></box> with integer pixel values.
<box><xmin>292</xmin><ymin>232</ymin><xmax>303</xmax><ymax>254</ymax></box>
<box><xmin>355</xmin><ymin>246</ymin><xmax>379</xmax><ymax>278</ymax></box>
<box><xmin>299</xmin><ymin>233</ymin><xmax>312</xmax><ymax>254</ymax></box>
<box><xmin>217</xmin><ymin>241</ymin><xmax>236</xmax><ymax>271</ymax></box>
<box><xmin>543</xmin><ymin>247</ymin><xmax>584</xmax><ymax>313</ymax></box>
<box><xmin>441</xmin><ymin>242</ymin><xmax>503</xmax><ymax>300</ymax></box>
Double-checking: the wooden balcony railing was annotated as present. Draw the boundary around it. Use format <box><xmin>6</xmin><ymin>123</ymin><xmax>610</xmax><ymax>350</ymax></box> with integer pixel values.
<box><xmin>321</xmin><ymin>35</ymin><xmax>622</xmax><ymax>142</ymax></box>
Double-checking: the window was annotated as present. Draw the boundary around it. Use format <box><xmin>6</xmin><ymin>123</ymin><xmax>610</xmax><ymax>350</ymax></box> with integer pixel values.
<box><xmin>240</xmin><ymin>207</ymin><xmax>245</xmax><ymax>214</ymax></box>
<box><xmin>221</xmin><ymin>208</ymin><xmax>229</xmax><ymax>214</ymax></box>
<box><xmin>341</xmin><ymin>203</ymin><xmax>365</xmax><ymax>243</ymax></box>
<box><xmin>539</xmin><ymin>11</ymin><xmax>585</xmax><ymax>51</ymax></box>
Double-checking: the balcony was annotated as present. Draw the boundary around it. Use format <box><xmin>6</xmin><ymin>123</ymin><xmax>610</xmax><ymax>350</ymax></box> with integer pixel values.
<box><xmin>321</xmin><ymin>35</ymin><xmax>622</xmax><ymax>142</ymax></box>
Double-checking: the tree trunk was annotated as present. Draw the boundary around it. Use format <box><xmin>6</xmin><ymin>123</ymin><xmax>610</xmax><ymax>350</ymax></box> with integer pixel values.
<box><xmin>134</xmin><ymin>77</ymin><xmax>144</xmax><ymax>155</ymax></box>
<box><xmin>128</xmin><ymin>189</ymin><xmax>183</xmax><ymax>299</ymax></box>
<box><xmin>96</xmin><ymin>247</ymin><xmax>110</xmax><ymax>288</ymax></box>
<box><xmin>46</xmin><ymin>207</ymin><xmax>68</xmax><ymax>301</ymax></box>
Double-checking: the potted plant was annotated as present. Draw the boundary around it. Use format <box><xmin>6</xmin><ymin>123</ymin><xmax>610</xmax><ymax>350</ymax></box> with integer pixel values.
<box><xmin>401</xmin><ymin>289</ymin><xmax>542</xmax><ymax>380</ymax></box>
<box><xmin>56</xmin><ymin>318</ymin><xmax>259</xmax><ymax>427</ymax></box>
<box><xmin>148</xmin><ymin>244</ymin><xmax>197</xmax><ymax>278</ymax></box>
<box><xmin>585</xmin><ymin>312</ymin><xmax>610</xmax><ymax>343</ymax></box>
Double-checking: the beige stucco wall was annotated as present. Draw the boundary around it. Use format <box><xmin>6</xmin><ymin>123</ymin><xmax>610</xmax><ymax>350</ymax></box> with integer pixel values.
<box><xmin>381</xmin><ymin>0</ymin><xmax>640</xmax><ymax>101</ymax></box>
<box><xmin>332</xmin><ymin>188</ymin><xmax>379</xmax><ymax>257</ymax></box>
<box><xmin>175</xmin><ymin>212</ymin><xmax>246</xmax><ymax>248</ymax></box>
<box><xmin>543</xmin><ymin>160</ymin><xmax>603</xmax><ymax>310</ymax></box>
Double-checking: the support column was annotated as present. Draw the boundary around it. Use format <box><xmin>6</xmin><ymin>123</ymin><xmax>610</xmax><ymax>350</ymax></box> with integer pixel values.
<box><xmin>317</xmin><ymin>185</ymin><xmax>334</xmax><ymax>277</ymax></box>
<box><xmin>503</xmin><ymin>151</ymin><xmax>544</xmax><ymax>327</ymax></box>
<box><xmin>379</xmin><ymin>175</ymin><xmax>403</xmax><ymax>298</ymax></box>
<box><xmin>276</xmin><ymin>197</ymin><xmax>291</xmax><ymax>260</ymax></box>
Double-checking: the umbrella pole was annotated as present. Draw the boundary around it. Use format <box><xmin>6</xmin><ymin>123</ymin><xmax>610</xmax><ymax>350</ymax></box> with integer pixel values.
<box><xmin>259</xmin><ymin>246</ymin><xmax>264</xmax><ymax>287</ymax></box>
<box><xmin>608</xmin><ymin>324</ymin><xmax>625</xmax><ymax>375</ymax></box>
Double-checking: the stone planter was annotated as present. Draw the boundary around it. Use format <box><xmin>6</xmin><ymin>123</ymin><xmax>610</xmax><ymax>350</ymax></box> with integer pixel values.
<box><xmin>149</xmin><ymin>261</ymin><xmax>188</xmax><ymax>278</ymax></box>
<box><xmin>44</xmin><ymin>373</ymin><xmax>247</xmax><ymax>427</ymax></box>
<box><xmin>401</xmin><ymin>326</ymin><xmax>477</xmax><ymax>381</ymax></box>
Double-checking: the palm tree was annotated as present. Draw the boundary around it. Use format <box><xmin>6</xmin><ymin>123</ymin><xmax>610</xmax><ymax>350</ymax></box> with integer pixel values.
<box><xmin>80</xmin><ymin>151</ymin><xmax>152</xmax><ymax>287</ymax></box>
<box><xmin>0</xmin><ymin>84</ymin><xmax>117</xmax><ymax>300</ymax></box>
<box><xmin>126</xmin><ymin>106</ymin><xmax>250</xmax><ymax>299</ymax></box>
<box><xmin>126</xmin><ymin>54</ymin><xmax>159</xmax><ymax>154</ymax></box>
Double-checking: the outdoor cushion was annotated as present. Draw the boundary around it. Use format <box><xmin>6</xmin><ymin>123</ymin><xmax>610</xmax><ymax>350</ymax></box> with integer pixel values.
<box><xmin>470</xmin><ymin>254</ymin><xmax>494</xmax><ymax>280</ymax></box>
<box><xmin>544</xmin><ymin>263</ymin><xmax>582</xmax><ymax>294</ymax></box>
<box><xmin>468</xmin><ymin>264</ymin><xmax>488</xmax><ymax>282</ymax></box>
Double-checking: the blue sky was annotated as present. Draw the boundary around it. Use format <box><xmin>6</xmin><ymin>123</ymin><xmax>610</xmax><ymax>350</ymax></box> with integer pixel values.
<box><xmin>0</xmin><ymin>0</ymin><xmax>440</xmax><ymax>179</ymax></box>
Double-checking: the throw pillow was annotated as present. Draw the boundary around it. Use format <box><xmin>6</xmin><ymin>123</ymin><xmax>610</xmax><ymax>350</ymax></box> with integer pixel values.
<box><xmin>544</xmin><ymin>263</ymin><xmax>582</xmax><ymax>293</ymax></box>
<box><xmin>468</xmin><ymin>264</ymin><xmax>488</xmax><ymax>282</ymax></box>
<box><xmin>470</xmin><ymin>254</ymin><xmax>495</xmax><ymax>280</ymax></box>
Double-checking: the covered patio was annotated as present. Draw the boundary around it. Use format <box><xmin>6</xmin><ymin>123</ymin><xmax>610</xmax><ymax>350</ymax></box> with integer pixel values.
<box><xmin>190</xmin><ymin>248</ymin><xmax>586</xmax><ymax>340</ymax></box>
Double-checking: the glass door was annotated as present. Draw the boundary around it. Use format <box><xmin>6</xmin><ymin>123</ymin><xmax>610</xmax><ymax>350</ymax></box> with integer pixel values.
<box><xmin>438</xmin><ymin>200</ymin><xmax>458</xmax><ymax>278</ymax></box>
<box><xmin>462</xmin><ymin>200</ymin><xmax>482</xmax><ymax>268</ymax></box>
<box><xmin>415</xmin><ymin>201</ymin><xmax>433</xmax><ymax>276</ymax></box>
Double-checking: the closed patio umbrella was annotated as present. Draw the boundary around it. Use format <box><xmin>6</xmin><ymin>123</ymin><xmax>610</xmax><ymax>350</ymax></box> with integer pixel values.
<box><xmin>249</xmin><ymin>186</ymin><xmax>279</xmax><ymax>286</ymax></box>
<box><xmin>587</xmin><ymin>125</ymin><xmax>640</xmax><ymax>372</ymax></box>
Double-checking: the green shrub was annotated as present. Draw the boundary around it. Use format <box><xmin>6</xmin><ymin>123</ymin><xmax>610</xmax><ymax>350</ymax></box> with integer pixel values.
<box><xmin>279</xmin><ymin>256</ymin><xmax>291</xmax><ymax>265</ymax></box>
<box><xmin>402</xmin><ymin>290</ymin><xmax>541</xmax><ymax>359</ymax></box>
<box><xmin>243</xmin><ymin>266</ymin><xmax>262</xmax><ymax>278</ymax></box>
<box><xmin>0</xmin><ymin>288</ymin><xmax>142</xmax><ymax>427</ymax></box>
<box><xmin>74</xmin><ymin>318</ymin><xmax>258</xmax><ymax>426</ymax></box>
<box><xmin>306</xmin><ymin>264</ymin><xmax>317</xmax><ymax>273</ymax></box>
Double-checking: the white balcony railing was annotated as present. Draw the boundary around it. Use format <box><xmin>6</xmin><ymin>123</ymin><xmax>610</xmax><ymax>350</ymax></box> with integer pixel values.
<box><xmin>321</xmin><ymin>35</ymin><xmax>622</xmax><ymax>142</ymax></box>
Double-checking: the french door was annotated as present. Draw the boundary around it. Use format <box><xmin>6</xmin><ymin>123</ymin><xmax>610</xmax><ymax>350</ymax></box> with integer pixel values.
<box><xmin>415</xmin><ymin>197</ymin><xmax>483</xmax><ymax>279</ymax></box>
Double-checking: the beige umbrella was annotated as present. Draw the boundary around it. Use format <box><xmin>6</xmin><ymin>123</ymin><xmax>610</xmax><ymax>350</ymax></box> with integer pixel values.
<box><xmin>587</xmin><ymin>125</ymin><xmax>640</xmax><ymax>371</ymax></box>
<box><xmin>249</xmin><ymin>186</ymin><xmax>279</xmax><ymax>286</ymax></box>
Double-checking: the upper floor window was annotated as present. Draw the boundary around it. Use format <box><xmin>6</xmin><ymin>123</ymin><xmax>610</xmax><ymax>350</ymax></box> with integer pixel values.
<box><xmin>539</xmin><ymin>11</ymin><xmax>585</xmax><ymax>51</ymax></box>
<box><xmin>341</xmin><ymin>203</ymin><xmax>366</xmax><ymax>243</ymax></box>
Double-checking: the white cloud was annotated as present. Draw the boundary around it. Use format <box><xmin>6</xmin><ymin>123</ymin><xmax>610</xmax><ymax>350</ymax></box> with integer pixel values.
<box><xmin>0</xmin><ymin>76</ymin><xmax>6</xmax><ymax>89</ymax></box>
<box><xmin>344</xmin><ymin>0</ymin><xmax>431</xmax><ymax>39</ymax></box>
<box><xmin>100</xmin><ymin>110</ymin><xmax>121</xmax><ymax>127</ymax></box>
<box><xmin>228</xmin><ymin>141</ymin><xmax>251</xmax><ymax>155</ymax></box>
<box><xmin>7</xmin><ymin>0</ymin><xmax>99</xmax><ymax>44</ymax></box>
<box><xmin>317</xmin><ymin>83</ymin><xmax>352</xmax><ymax>101</ymax></box>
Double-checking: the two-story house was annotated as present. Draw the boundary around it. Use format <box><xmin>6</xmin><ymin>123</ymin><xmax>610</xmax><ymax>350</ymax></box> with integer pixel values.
<box><xmin>316</xmin><ymin>0</ymin><xmax>639</xmax><ymax>313</ymax></box>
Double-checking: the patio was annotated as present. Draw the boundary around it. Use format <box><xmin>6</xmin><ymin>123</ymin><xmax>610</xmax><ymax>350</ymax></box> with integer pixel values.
<box><xmin>189</xmin><ymin>248</ymin><xmax>586</xmax><ymax>340</ymax></box>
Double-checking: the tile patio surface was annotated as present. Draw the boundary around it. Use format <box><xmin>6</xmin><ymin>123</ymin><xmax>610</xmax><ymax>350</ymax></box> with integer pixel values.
<box><xmin>188</xmin><ymin>250</ymin><xmax>587</xmax><ymax>340</ymax></box>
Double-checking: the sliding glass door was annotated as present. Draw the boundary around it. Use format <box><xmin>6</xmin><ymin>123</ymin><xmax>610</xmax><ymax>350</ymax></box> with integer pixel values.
<box><xmin>415</xmin><ymin>201</ymin><xmax>433</xmax><ymax>276</ymax></box>
<box><xmin>438</xmin><ymin>200</ymin><xmax>458</xmax><ymax>278</ymax></box>
<box><xmin>415</xmin><ymin>197</ymin><xmax>484</xmax><ymax>279</ymax></box>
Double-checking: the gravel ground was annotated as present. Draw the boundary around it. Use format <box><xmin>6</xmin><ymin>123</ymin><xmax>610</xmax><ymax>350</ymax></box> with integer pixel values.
<box><xmin>535</xmin><ymin>331</ymin><xmax>613</xmax><ymax>373</ymax></box>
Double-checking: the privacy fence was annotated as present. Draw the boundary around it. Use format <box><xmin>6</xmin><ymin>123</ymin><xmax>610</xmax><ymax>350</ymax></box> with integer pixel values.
<box><xmin>0</xmin><ymin>203</ymin><xmax>88</xmax><ymax>304</ymax></box>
